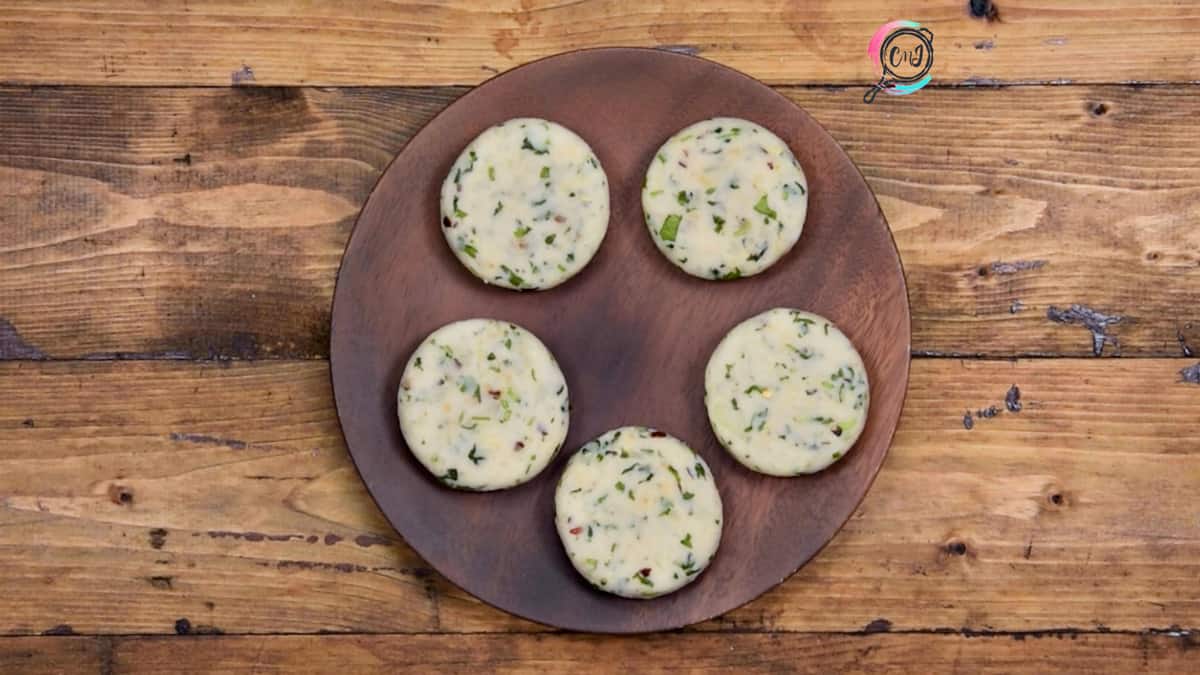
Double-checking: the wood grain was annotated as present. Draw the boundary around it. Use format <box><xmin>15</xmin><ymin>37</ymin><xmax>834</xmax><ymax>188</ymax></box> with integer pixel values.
<box><xmin>1</xmin><ymin>85</ymin><xmax>1198</xmax><ymax>359</ymax></box>
<box><xmin>0</xmin><ymin>1</ymin><xmax>1198</xmax><ymax>86</ymax></box>
<box><xmin>0</xmin><ymin>637</ymin><xmax>105</xmax><ymax>675</ymax></box>
<box><xmin>1</xmin><ymin>358</ymin><xmax>1197</xmax><ymax>635</ymax></box>
<box><xmin>2</xmin><ymin>633</ymin><xmax>1195</xmax><ymax>674</ymax></box>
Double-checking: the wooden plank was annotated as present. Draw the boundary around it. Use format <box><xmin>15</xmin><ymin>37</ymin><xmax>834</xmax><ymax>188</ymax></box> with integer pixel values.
<box><xmin>1</xmin><ymin>85</ymin><xmax>1197</xmax><ymax>360</ymax></box>
<box><xmin>0</xmin><ymin>636</ymin><xmax>105</xmax><ymax>675</ymax></box>
<box><xmin>0</xmin><ymin>359</ymin><xmax>1197</xmax><ymax>635</ymax></box>
<box><xmin>2</xmin><ymin>633</ymin><xmax>1196</xmax><ymax>673</ymax></box>
<box><xmin>0</xmin><ymin>1</ymin><xmax>1198</xmax><ymax>86</ymax></box>
<box><xmin>79</xmin><ymin>632</ymin><xmax>1200</xmax><ymax>673</ymax></box>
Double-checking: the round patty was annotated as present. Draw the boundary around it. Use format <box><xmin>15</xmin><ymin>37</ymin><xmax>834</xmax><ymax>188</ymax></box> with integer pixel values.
<box><xmin>705</xmin><ymin>308</ymin><xmax>869</xmax><ymax>476</ymax></box>
<box><xmin>642</xmin><ymin>117</ymin><xmax>808</xmax><ymax>280</ymax></box>
<box><xmin>554</xmin><ymin>426</ymin><xmax>723</xmax><ymax>599</ymax></box>
<box><xmin>441</xmin><ymin>118</ymin><xmax>610</xmax><ymax>291</ymax></box>
<box><xmin>397</xmin><ymin>319</ymin><xmax>569</xmax><ymax>491</ymax></box>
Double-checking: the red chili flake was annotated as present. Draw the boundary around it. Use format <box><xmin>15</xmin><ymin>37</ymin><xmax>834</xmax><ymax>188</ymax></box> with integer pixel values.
<box><xmin>442</xmin><ymin>216</ymin><xmax>453</xmax><ymax>228</ymax></box>
<box><xmin>767</xmin><ymin>161</ymin><xmax>775</xmax><ymax>170</ymax></box>
<box><xmin>488</xmin><ymin>389</ymin><xmax>502</xmax><ymax>399</ymax></box>
<box><xmin>515</xmin><ymin>441</ymin><xmax>525</xmax><ymax>450</ymax></box>
<box><xmin>553</xmin><ymin>214</ymin><xmax>566</xmax><ymax>223</ymax></box>
<box><xmin>639</xmin><ymin>568</ymin><xmax>652</xmax><ymax>577</ymax></box>
<box><xmin>569</xmin><ymin>526</ymin><xmax>583</xmax><ymax>535</ymax></box>
<box><xmin>649</xmin><ymin>431</ymin><xmax>667</xmax><ymax>438</ymax></box>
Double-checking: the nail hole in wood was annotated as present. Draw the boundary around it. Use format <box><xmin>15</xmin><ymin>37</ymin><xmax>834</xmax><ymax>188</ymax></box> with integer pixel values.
<box><xmin>1050</xmin><ymin>493</ymin><xmax>1064</xmax><ymax>506</ymax></box>
<box><xmin>946</xmin><ymin>541</ymin><xmax>968</xmax><ymax>556</ymax></box>
<box><xmin>1090</xmin><ymin>102</ymin><xmax>1109</xmax><ymax>117</ymax></box>
<box><xmin>969</xmin><ymin>0</ymin><xmax>1000</xmax><ymax>21</ymax></box>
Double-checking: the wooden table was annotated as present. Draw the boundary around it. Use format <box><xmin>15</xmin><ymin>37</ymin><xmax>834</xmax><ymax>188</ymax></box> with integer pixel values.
<box><xmin>1</xmin><ymin>2</ymin><xmax>1198</xmax><ymax>672</ymax></box>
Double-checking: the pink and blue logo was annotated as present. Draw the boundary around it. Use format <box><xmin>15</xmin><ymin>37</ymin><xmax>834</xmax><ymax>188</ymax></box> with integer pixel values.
<box><xmin>865</xmin><ymin>21</ymin><xmax>934</xmax><ymax>103</ymax></box>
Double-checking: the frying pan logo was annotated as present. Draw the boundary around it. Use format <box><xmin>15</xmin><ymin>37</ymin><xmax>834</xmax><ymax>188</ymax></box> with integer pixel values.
<box><xmin>864</xmin><ymin>21</ymin><xmax>934</xmax><ymax>103</ymax></box>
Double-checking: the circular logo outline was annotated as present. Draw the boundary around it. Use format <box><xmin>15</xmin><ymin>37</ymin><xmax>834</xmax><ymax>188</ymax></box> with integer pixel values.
<box><xmin>865</xmin><ymin>20</ymin><xmax>934</xmax><ymax>103</ymax></box>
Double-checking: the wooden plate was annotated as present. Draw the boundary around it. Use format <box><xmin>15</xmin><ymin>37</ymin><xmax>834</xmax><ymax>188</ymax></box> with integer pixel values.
<box><xmin>330</xmin><ymin>48</ymin><xmax>910</xmax><ymax>633</ymax></box>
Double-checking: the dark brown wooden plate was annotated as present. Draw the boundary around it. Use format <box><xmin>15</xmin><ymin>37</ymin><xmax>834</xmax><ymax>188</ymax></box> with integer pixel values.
<box><xmin>330</xmin><ymin>48</ymin><xmax>910</xmax><ymax>633</ymax></box>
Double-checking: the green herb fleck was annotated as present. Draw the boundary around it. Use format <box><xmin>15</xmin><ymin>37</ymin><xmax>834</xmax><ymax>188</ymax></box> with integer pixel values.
<box><xmin>440</xmin><ymin>468</ymin><xmax>458</xmax><ymax>483</ymax></box>
<box><xmin>666</xmin><ymin>465</ymin><xmax>682</xmax><ymax>492</ymax></box>
<box><xmin>461</xmin><ymin>243</ymin><xmax>478</xmax><ymax>258</ymax></box>
<box><xmin>514</xmin><ymin>224</ymin><xmax>531</xmax><ymax>238</ymax></box>
<box><xmin>500</xmin><ymin>265</ymin><xmax>524</xmax><ymax>287</ymax></box>
<box><xmin>635</xmin><ymin>571</ymin><xmax>654</xmax><ymax>587</ymax></box>
<box><xmin>753</xmin><ymin>194</ymin><xmax>777</xmax><ymax>220</ymax></box>
<box><xmin>721</xmin><ymin>268</ymin><xmax>742</xmax><ymax>280</ymax></box>
<box><xmin>681</xmin><ymin>533</ymin><xmax>693</xmax><ymax>548</ymax></box>
<box><xmin>494</xmin><ymin>201</ymin><xmax>503</xmax><ymax>215</ymax></box>
<box><xmin>468</xmin><ymin>446</ymin><xmax>484</xmax><ymax>465</ymax></box>
<box><xmin>488</xmin><ymin>165</ymin><xmax>495</xmax><ymax>181</ymax></box>
<box><xmin>694</xmin><ymin>462</ymin><xmax>706</xmax><ymax>478</ymax></box>
<box><xmin>521</xmin><ymin>137</ymin><xmax>549</xmax><ymax>154</ymax></box>
<box><xmin>414</xmin><ymin>357</ymin><xmax>423</xmax><ymax>370</ymax></box>
<box><xmin>682</xmin><ymin>491</ymin><xmax>694</xmax><ymax>501</ymax></box>
<box><xmin>713</xmin><ymin>214</ymin><xmax>725</xmax><ymax>233</ymax></box>
<box><xmin>540</xmin><ymin>166</ymin><xmax>550</xmax><ymax>179</ymax></box>
<box><xmin>676</xmin><ymin>190</ymin><xmax>691</xmax><ymax>206</ymax></box>
<box><xmin>744</xmin><ymin>385</ymin><xmax>764</xmax><ymax>395</ymax></box>
<box><xmin>788</xmin><ymin>344</ymin><xmax>812</xmax><ymax>359</ymax></box>
<box><xmin>544</xmin><ymin>233</ymin><xmax>556</xmax><ymax>245</ymax></box>
<box><xmin>659</xmin><ymin>214</ymin><xmax>681</xmax><ymax>242</ymax></box>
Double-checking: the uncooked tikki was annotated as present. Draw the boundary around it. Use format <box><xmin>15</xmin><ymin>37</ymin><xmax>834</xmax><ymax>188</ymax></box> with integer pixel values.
<box><xmin>398</xmin><ymin>319</ymin><xmax>569</xmax><ymax>490</ymax></box>
<box><xmin>705</xmin><ymin>308</ymin><xmax>869</xmax><ymax>476</ymax></box>
<box><xmin>555</xmin><ymin>427</ymin><xmax>723</xmax><ymax>598</ymax></box>
<box><xmin>441</xmin><ymin>118</ymin><xmax>610</xmax><ymax>290</ymax></box>
<box><xmin>643</xmin><ymin>117</ymin><xmax>808</xmax><ymax>280</ymax></box>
